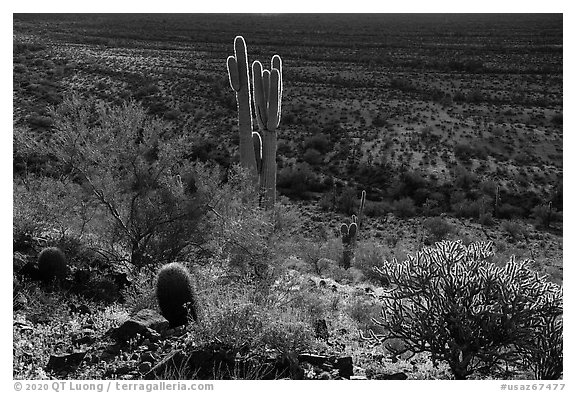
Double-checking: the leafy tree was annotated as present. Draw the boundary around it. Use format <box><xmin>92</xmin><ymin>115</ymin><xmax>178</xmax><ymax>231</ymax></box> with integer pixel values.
<box><xmin>363</xmin><ymin>241</ymin><xmax>563</xmax><ymax>380</ymax></box>
<box><xmin>20</xmin><ymin>97</ymin><xmax>212</xmax><ymax>268</ymax></box>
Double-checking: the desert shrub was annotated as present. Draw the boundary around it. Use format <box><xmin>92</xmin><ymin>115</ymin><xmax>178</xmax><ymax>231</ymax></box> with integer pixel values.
<box><xmin>452</xmin><ymin>198</ymin><xmax>481</xmax><ymax>218</ymax></box>
<box><xmin>297</xmin><ymin>241</ymin><xmax>332</xmax><ymax>276</ymax></box>
<box><xmin>12</xmin><ymin>174</ymin><xmax>97</xmax><ymax>252</ymax></box>
<box><xmin>303</xmin><ymin>133</ymin><xmax>332</xmax><ymax>154</ymax></box>
<box><xmin>453</xmin><ymin>143</ymin><xmax>475</xmax><ymax>162</ymax></box>
<box><xmin>156</xmin><ymin>262</ymin><xmax>197</xmax><ymax>327</ymax></box>
<box><xmin>392</xmin><ymin>197</ymin><xmax>416</xmax><ymax>218</ymax></box>
<box><xmin>353</xmin><ymin>241</ymin><xmax>388</xmax><ymax>284</ymax></box>
<box><xmin>498</xmin><ymin>203</ymin><xmax>524</xmax><ymax>219</ymax></box>
<box><xmin>363</xmin><ymin>200</ymin><xmax>393</xmax><ymax>218</ymax></box>
<box><xmin>191</xmin><ymin>279</ymin><xmax>319</xmax><ymax>355</ymax></box>
<box><xmin>277</xmin><ymin>163</ymin><xmax>320</xmax><ymax>199</ymax></box>
<box><xmin>205</xmin><ymin>166</ymin><xmax>288</xmax><ymax>278</ymax></box>
<box><xmin>23</xmin><ymin>97</ymin><xmax>212</xmax><ymax>268</ymax></box>
<box><xmin>37</xmin><ymin>247</ymin><xmax>68</xmax><ymax>282</ymax></box>
<box><xmin>366</xmin><ymin>241</ymin><xmax>563</xmax><ymax>380</ymax></box>
<box><xmin>478</xmin><ymin>212</ymin><xmax>495</xmax><ymax>227</ymax></box>
<box><xmin>531</xmin><ymin>204</ymin><xmax>561</xmax><ymax>229</ymax></box>
<box><xmin>345</xmin><ymin>296</ymin><xmax>382</xmax><ymax>331</ymax></box>
<box><xmin>502</xmin><ymin>220</ymin><xmax>528</xmax><ymax>241</ymax></box>
<box><xmin>335</xmin><ymin>186</ymin><xmax>357</xmax><ymax>215</ymax></box>
<box><xmin>422</xmin><ymin>217</ymin><xmax>453</xmax><ymax>244</ymax></box>
<box><xmin>454</xmin><ymin>167</ymin><xmax>477</xmax><ymax>190</ymax></box>
<box><xmin>302</xmin><ymin>148</ymin><xmax>323</xmax><ymax>165</ymax></box>
<box><xmin>260</xmin><ymin>319</ymin><xmax>316</xmax><ymax>354</ymax></box>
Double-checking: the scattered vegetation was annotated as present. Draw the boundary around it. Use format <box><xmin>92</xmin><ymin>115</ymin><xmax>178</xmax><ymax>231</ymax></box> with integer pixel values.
<box><xmin>13</xmin><ymin>14</ymin><xmax>562</xmax><ymax>381</ymax></box>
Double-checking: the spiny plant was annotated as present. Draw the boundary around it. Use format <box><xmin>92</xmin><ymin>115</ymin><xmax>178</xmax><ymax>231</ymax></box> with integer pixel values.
<box><xmin>362</xmin><ymin>240</ymin><xmax>563</xmax><ymax>380</ymax></box>
<box><xmin>227</xmin><ymin>36</ymin><xmax>283</xmax><ymax>209</ymax></box>
<box><xmin>155</xmin><ymin>262</ymin><xmax>198</xmax><ymax>327</ymax></box>
<box><xmin>37</xmin><ymin>247</ymin><xmax>68</xmax><ymax>282</ymax></box>
<box><xmin>340</xmin><ymin>190</ymin><xmax>366</xmax><ymax>269</ymax></box>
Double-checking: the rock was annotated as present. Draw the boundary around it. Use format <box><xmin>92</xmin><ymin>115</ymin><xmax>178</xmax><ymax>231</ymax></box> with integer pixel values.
<box><xmin>298</xmin><ymin>353</ymin><xmax>330</xmax><ymax>367</ymax></box>
<box><xmin>335</xmin><ymin>356</ymin><xmax>353</xmax><ymax>379</ymax></box>
<box><xmin>131</xmin><ymin>309</ymin><xmax>169</xmax><ymax>335</ymax></box>
<box><xmin>111</xmin><ymin>309</ymin><xmax>169</xmax><ymax>343</ymax></box>
<box><xmin>72</xmin><ymin>329</ymin><xmax>96</xmax><ymax>346</ymax></box>
<box><xmin>313</xmin><ymin>319</ymin><xmax>329</xmax><ymax>341</ymax></box>
<box><xmin>139</xmin><ymin>362</ymin><xmax>152</xmax><ymax>374</ymax></box>
<box><xmin>46</xmin><ymin>351</ymin><xmax>87</xmax><ymax>372</ymax></box>
<box><xmin>372</xmin><ymin>372</ymin><xmax>408</xmax><ymax>380</ymax></box>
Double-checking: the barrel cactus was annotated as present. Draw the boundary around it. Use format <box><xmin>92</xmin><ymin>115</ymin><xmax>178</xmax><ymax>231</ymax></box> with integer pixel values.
<box><xmin>37</xmin><ymin>247</ymin><xmax>68</xmax><ymax>282</ymax></box>
<box><xmin>155</xmin><ymin>262</ymin><xmax>198</xmax><ymax>327</ymax></box>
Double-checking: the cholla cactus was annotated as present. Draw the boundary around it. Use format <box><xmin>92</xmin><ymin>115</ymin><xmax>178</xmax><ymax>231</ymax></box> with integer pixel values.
<box><xmin>339</xmin><ymin>190</ymin><xmax>366</xmax><ymax>269</ymax></box>
<box><xmin>363</xmin><ymin>240</ymin><xmax>563</xmax><ymax>380</ymax></box>
<box><xmin>227</xmin><ymin>36</ymin><xmax>283</xmax><ymax>209</ymax></box>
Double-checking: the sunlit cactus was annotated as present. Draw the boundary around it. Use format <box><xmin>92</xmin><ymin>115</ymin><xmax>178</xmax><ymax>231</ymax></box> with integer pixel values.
<box><xmin>227</xmin><ymin>36</ymin><xmax>258</xmax><ymax>179</ymax></box>
<box><xmin>227</xmin><ymin>36</ymin><xmax>283</xmax><ymax>209</ymax></box>
<box><xmin>363</xmin><ymin>240</ymin><xmax>563</xmax><ymax>380</ymax></box>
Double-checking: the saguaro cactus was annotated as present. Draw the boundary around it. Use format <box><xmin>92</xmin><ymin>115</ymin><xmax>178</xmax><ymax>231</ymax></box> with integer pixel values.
<box><xmin>339</xmin><ymin>190</ymin><xmax>366</xmax><ymax>269</ymax></box>
<box><xmin>227</xmin><ymin>36</ymin><xmax>283</xmax><ymax>209</ymax></box>
<box><xmin>226</xmin><ymin>36</ymin><xmax>258</xmax><ymax>179</ymax></box>
<box><xmin>252</xmin><ymin>56</ymin><xmax>282</xmax><ymax>209</ymax></box>
<box><xmin>340</xmin><ymin>222</ymin><xmax>358</xmax><ymax>270</ymax></box>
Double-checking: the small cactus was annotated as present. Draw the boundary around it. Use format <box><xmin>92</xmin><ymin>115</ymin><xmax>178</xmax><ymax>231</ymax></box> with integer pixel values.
<box><xmin>155</xmin><ymin>262</ymin><xmax>198</xmax><ymax>327</ymax></box>
<box><xmin>339</xmin><ymin>190</ymin><xmax>366</xmax><ymax>269</ymax></box>
<box><xmin>340</xmin><ymin>222</ymin><xmax>357</xmax><ymax>269</ymax></box>
<box><xmin>37</xmin><ymin>247</ymin><xmax>68</xmax><ymax>282</ymax></box>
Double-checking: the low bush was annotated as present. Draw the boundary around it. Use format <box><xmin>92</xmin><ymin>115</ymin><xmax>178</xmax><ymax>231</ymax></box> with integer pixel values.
<box><xmin>422</xmin><ymin>217</ymin><xmax>453</xmax><ymax>244</ymax></box>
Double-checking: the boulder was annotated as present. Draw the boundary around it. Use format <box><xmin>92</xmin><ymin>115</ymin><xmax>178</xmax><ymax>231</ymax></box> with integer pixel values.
<box><xmin>335</xmin><ymin>356</ymin><xmax>353</xmax><ymax>379</ymax></box>
<box><xmin>111</xmin><ymin>309</ymin><xmax>169</xmax><ymax>343</ymax></box>
<box><xmin>46</xmin><ymin>351</ymin><xmax>87</xmax><ymax>373</ymax></box>
<box><xmin>372</xmin><ymin>372</ymin><xmax>408</xmax><ymax>380</ymax></box>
